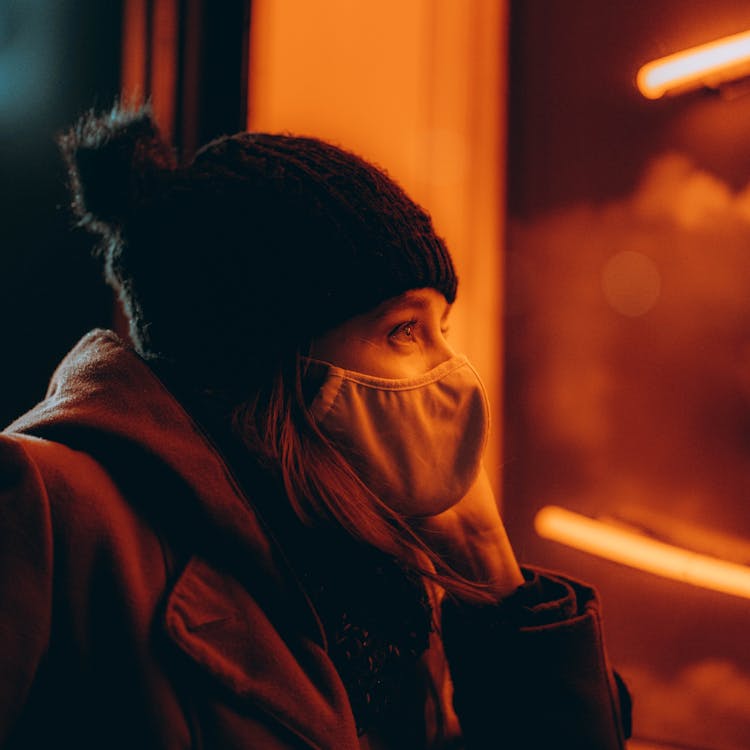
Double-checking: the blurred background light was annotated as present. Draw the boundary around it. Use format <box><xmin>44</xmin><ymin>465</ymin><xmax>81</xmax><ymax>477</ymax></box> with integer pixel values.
<box><xmin>601</xmin><ymin>250</ymin><xmax>661</xmax><ymax>316</ymax></box>
<box><xmin>0</xmin><ymin>0</ymin><xmax>64</xmax><ymax>123</ymax></box>
<box><xmin>637</xmin><ymin>28</ymin><xmax>750</xmax><ymax>99</ymax></box>
<box><xmin>535</xmin><ymin>506</ymin><xmax>750</xmax><ymax>599</ymax></box>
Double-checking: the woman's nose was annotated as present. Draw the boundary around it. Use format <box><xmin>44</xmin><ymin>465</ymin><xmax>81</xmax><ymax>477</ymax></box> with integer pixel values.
<box><xmin>426</xmin><ymin>336</ymin><xmax>456</xmax><ymax>370</ymax></box>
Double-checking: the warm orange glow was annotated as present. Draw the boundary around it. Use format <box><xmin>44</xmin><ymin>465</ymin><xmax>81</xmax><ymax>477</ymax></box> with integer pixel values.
<box><xmin>121</xmin><ymin>0</ymin><xmax>147</xmax><ymax>105</ymax></box>
<box><xmin>149</xmin><ymin>0</ymin><xmax>179</xmax><ymax>140</ymax></box>
<box><xmin>120</xmin><ymin>0</ymin><xmax>178</xmax><ymax>137</ymax></box>
<box><xmin>248</xmin><ymin>0</ymin><xmax>508</xmax><ymax>498</ymax></box>
<box><xmin>637</xmin><ymin>29</ymin><xmax>750</xmax><ymax>99</ymax></box>
<box><xmin>535</xmin><ymin>505</ymin><xmax>750</xmax><ymax>599</ymax></box>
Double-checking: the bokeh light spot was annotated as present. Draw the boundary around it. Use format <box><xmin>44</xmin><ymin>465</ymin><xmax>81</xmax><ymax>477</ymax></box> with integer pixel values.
<box><xmin>601</xmin><ymin>250</ymin><xmax>661</xmax><ymax>317</ymax></box>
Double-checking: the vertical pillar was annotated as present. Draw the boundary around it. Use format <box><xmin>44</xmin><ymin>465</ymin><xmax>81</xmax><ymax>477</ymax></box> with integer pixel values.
<box><xmin>120</xmin><ymin>0</ymin><xmax>251</xmax><ymax>157</ymax></box>
<box><xmin>248</xmin><ymin>0</ymin><xmax>509</xmax><ymax>496</ymax></box>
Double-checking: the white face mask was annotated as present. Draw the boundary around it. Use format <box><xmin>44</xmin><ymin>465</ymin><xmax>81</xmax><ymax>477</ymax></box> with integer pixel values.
<box><xmin>304</xmin><ymin>354</ymin><xmax>490</xmax><ymax>516</ymax></box>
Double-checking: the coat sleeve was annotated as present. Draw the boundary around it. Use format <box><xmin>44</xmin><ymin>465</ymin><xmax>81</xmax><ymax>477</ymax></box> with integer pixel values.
<box><xmin>441</xmin><ymin>567</ymin><xmax>631</xmax><ymax>750</ymax></box>
<box><xmin>0</xmin><ymin>436</ymin><xmax>54</xmax><ymax>745</ymax></box>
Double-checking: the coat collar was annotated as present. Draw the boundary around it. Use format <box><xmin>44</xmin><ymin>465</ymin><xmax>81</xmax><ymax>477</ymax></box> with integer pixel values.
<box><xmin>8</xmin><ymin>329</ymin><xmax>286</xmax><ymax>587</ymax></box>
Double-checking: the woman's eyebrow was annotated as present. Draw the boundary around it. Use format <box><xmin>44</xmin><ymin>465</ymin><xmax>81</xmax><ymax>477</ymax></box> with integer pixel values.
<box><xmin>371</xmin><ymin>292</ymin><xmax>446</xmax><ymax>321</ymax></box>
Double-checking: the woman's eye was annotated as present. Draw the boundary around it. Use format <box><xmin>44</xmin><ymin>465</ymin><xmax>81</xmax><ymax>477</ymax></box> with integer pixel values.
<box><xmin>390</xmin><ymin>320</ymin><xmax>418</xmax><ymax>342</ymax></box>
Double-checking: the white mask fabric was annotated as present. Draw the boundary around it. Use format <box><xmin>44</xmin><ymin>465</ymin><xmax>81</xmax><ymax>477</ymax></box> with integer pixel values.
<box><xmin>304</xmin><ymin>355</ymin><xmax>490</xmax><ymax>516</ymax></box>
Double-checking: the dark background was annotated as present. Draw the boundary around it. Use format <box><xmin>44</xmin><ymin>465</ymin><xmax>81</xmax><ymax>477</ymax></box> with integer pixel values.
<box><xmin>0</xmin><ymin>0</ymin><xmax>248</xmax><ymax>429</ymax></box>
<box><xmin>0</xmin><ymin>0</ymin><xmax>121</xmax><ymax>427</ymax></box>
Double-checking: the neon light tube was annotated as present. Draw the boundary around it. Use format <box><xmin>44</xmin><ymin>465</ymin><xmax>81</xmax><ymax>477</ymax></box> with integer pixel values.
<box><xmin>637</xmin><ymin>29</ymin><xmax>750</xmax><ymax>99</ymax></box>
<box><xmin>534</xmin><ymin>505</ymin><xmax>750</xmax><ymax>600</ymax></box>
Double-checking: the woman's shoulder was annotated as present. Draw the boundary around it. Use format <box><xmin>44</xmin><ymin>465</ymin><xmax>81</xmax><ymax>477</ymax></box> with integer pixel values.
<box><xmin>0</xmin><ymin>431</ymin><xmax>166</xmax><ymax>578</ymax></box>
<box><xmin>2</xmin><ymin>432</ymin><xmax>131</xmax><ymax>517</ymax></box>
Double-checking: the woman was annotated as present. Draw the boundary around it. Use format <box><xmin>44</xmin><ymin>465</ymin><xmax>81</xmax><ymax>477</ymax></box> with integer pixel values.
<box><xmin>0</xmin><ymin>105</ymin><xmax>630</xmax><ymax>748</ymax></box>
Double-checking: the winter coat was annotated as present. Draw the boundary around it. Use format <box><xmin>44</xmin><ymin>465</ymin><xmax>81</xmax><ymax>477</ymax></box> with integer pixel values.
<box><xmin>0</xmin><ymin>329</ymin><xmax>630</xmax><ymax>749</ymax></box>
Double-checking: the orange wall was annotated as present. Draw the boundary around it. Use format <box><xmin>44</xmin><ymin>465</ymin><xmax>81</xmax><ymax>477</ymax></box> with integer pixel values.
<box><xmin>248</xmin><ymin>0</ymin><xmax>509</xmax><ymax>492</ymax></box>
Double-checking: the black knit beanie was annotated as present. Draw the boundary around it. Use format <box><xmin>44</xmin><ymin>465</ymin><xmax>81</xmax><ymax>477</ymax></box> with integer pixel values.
<box><xmin>59</xmin><ymin>105</ymin><xmax>458</xmax><ymax>391</ymax></box>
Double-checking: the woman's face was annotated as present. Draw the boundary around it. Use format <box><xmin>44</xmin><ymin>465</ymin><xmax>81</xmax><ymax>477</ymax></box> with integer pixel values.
<box><xmin>309</xmin><ymin>287</ymin><xmax>454</xmax><ymax>377</ymax></box>
<box><xmin>307</xmin><ymin>287</ymin><xmax>488</xmax><ymax>517</ymax></box>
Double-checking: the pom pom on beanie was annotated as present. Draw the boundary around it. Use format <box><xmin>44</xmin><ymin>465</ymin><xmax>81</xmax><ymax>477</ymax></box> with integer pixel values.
<box><xmin>58</xmin><ymin>105</ymin><xmax>176</xmax><ymax>229</ymax></box>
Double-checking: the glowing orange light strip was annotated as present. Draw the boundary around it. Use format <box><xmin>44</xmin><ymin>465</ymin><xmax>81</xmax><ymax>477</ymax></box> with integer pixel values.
<box><xmin>637</xmin><ymin>29</ymin><xmax>750</xmax><ymax>99</ymax></box>
<box><xmin>534</xmin><ymin>505</ymin><xmax>750</xmax><ymax>599</ymax></box>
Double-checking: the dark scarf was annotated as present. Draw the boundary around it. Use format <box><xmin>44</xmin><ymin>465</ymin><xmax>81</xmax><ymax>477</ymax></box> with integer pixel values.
<box><xmin>296</xmin><ymin>529</ymin><xmax>433</xmax><ymax>737</ymax></box>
